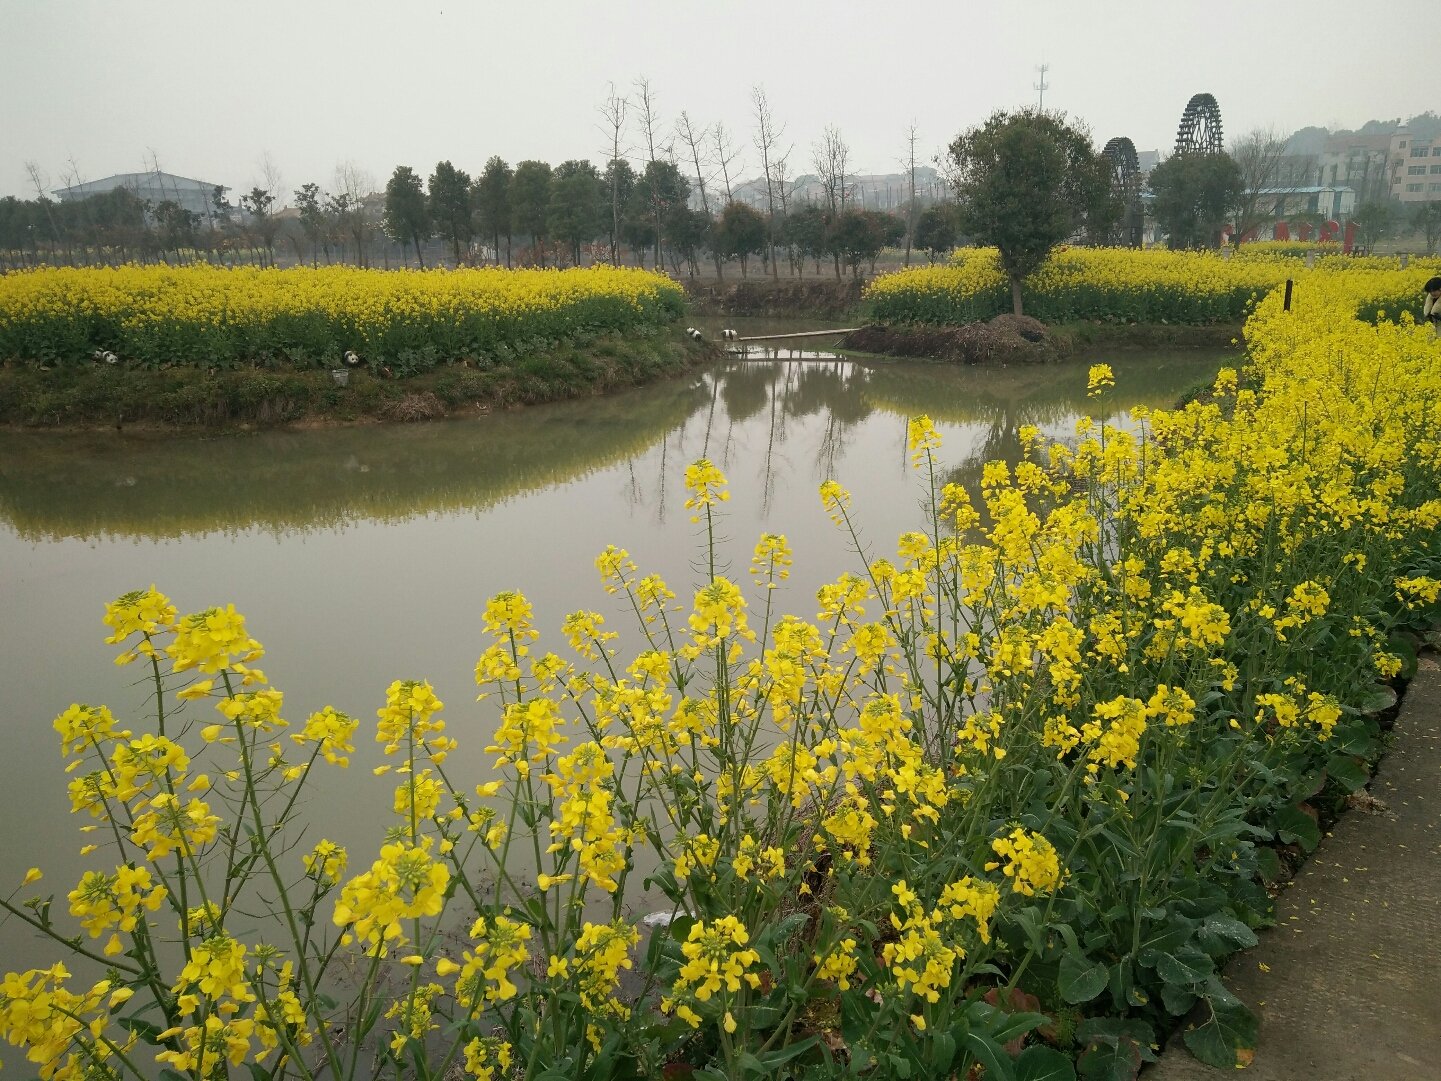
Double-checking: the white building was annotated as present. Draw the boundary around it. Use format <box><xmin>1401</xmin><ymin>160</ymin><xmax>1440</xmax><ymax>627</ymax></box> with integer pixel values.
<box><xmin>52</xmin><ymin>171</ymin><xmax>227</xmax><ymax>221</ymax></box>
<box><xmin>1388</xmin><ymin>130</ymin><xmax>1441</xmax><ymax>205</ymax></box>
<box><xmin>1253</xmin><ymin>184</ymin><xmax>1356</xmax><ymax>222</ymax></box>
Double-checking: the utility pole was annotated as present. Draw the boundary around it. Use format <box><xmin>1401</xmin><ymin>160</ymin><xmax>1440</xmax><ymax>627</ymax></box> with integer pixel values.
<box><xmin>1034</xmin><ymin>64</ymin><xmax>1049</xmax><ymax>111</ymax></box>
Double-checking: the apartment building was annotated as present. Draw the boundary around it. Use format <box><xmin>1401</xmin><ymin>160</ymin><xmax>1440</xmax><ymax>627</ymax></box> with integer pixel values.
<box><xmin>1389</xmin><ymin>130</ymin><xmax>1441</xmax><ymax>205</ymax></box>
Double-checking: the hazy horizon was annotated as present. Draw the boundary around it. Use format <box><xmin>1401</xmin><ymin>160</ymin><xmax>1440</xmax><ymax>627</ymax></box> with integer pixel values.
<box><xmin>5</xmin><ymin>0</ymin><xmax>1432</xmax><ymax>204</ymax></box>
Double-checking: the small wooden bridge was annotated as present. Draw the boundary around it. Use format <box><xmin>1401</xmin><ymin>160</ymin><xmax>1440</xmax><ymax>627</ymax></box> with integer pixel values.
<box><xmin>729</xmin><ymin>327</ymin><xmax>861</xmax><ymax>342</ymax></box>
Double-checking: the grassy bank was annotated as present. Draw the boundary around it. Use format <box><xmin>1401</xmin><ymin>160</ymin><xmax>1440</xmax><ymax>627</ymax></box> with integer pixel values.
<box><xmin>838</xmin><ymin>318</ymin><xmax>1242</xmax><ymax>366</ymax></box>
<box><xmin>0</xmin><ymin>329</ymin><xmax>712</xmax><ymax>429</ymax></box>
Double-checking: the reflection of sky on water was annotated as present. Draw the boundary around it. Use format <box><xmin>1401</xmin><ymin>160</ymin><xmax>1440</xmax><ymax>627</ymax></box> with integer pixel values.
<box><xmin>0</xmin><ymin>349</ymin><xmax>1226</xmax><ymax>976</ymax></box>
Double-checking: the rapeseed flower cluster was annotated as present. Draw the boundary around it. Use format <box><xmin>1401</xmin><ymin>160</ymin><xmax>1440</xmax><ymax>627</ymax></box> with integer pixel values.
<box><xmin>662</xmin><ymin>916</ymin><xmax>762</xmax><ymax>1029</ymax></box>
<box><xmin>0</xmin><ymin>264</ymin><xmax>684</xmax><ymax>369</ymax></box>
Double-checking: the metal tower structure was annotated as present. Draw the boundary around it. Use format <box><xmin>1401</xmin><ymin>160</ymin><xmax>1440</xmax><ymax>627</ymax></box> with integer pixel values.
<box><xmin>1102</xmin><ymin>137</ymin><xmax>1144</xmax><ymax>246</ymax></box>
<box><xmin>1174</xmin><ymin>93</ymin><xmax>1224</xmax><ymax>155</ymax></box>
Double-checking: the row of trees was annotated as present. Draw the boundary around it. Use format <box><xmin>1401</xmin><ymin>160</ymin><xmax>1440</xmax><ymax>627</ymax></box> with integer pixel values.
<box><xmin>8</xmin><ymin>76</ymin><xmax>1441</xmax><ymax>277</ymax></box>
<box><xmin>0</xmin><ymin>167</ymin><xmax>380</xmax><ymax>271</ymax></box>
<box><xmin>368</xmin><ymin>155</ymin><xmax>946</xmax><ymax>278</ymax></box>
<box><xmin>4</xmin><ymin>79</ymin><xmax>964</xmax><ymax>277</ymax></box>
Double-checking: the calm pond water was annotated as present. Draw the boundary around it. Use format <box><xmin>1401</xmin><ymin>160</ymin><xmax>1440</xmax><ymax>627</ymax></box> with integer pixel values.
<box><xmin>0</xmin><ymin>346</ymin><xmax>1228</xmax><ymax>976</ymax></box>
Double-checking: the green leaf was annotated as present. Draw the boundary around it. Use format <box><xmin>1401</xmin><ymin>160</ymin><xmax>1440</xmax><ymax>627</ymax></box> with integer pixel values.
<box><xmin>1254</xmin><ymin>845</ymin><xmax>1283</xmax><ymax>883</ymax></box>
<box><xmin>964</xmin><ymin>1032</ymin><xmax>1016</xmax><ymax>1081</ymax></box>
<box><xmin>767</xmin><ymin>912</ymin><xmax>811</xmax><ymax>945</ymax></box>
<box><xmin>1202</xmin><ymin>974</ymin><xmax>1244</xmax><ymax>1011</ymax></box>
<box><xmin>749</xmin><ymin>1037</ymin><xmax>818</xmax><ymax>1072</ymax></box>
<box><xmin>1160</xmin><ymin>983</ymin><xmax>1197</xmax><ymax>1016</ymax></box>
<box><xmin>985</xmin><ymin>1008</ymin><xmax>1050</xmax><ymax>1046</ymax></box>
<box><xmin>1059</xmin><ymin>950</ymin><xmax>1108</xmax><ymax>1003</ymax></box>
<box><xmin>1155</xmin><ymin>945</ymin><xmax>1214</xmax><ymax>986</ymax></box>
<box><xmin>885</xmin><ymin>1052</ymin><xmax>913</xmax><ymax>1079</ymax></box>
<box><xmin>1325</xmin><ymin>753</ymin><xmax>1370</xmax><ymax>793</ymax></box>
<box><xmin>1183</xmin><ymin>1000</ymin><xmax>1258</xmax><ymax>1070</ymax></box>
<box><xmin>928</xmin><ymin>1032</ymin><xmax>957</xmax><ymax>1075</ymax></box>
<box><xmin>119</xmin><ymin>1015</ymin><xmax>165</xmax><ymax>1045</ymax></box>
<box><xmin>1008</xmin><ymin>905</ymin><xmax>1051</xmax><ymax>956</ymax></box>
<box><xmin>1076</xmin><ymin>1038</ymin><xmax>1142</xmax><ymax>1081</ymax></box>
<box><xmin>1329</xmin><ymin>725</ymin><xmax>1377</xmax><ymax>758</ymax></box>
<box><xmin>1198</xmin><ymin>916</ymin><xmax>1256</xmax><ymax>951</ymax></box>
<box><xmin>1015</xmin><ymin>1044</ymin><xmax>1077</xmax><ymax>1081</ymax></box>
<box><xmin>1075</xmin><ymin>1017</ymin><xmax>1157</xmax><ymax>1062</ymax></box>
<box><xmin>1272</xmin><ymin>802</ymin><xmax>1321</xmax><ymax>852</ymax></box>
<box><xmin>737</xmin><ymin>1052</ymin><xmax>767</xmax><ymax>1077</ymax></box>
<box><xmin>1137</xmin><ymin>916</ymin><xmax>1196</xmax><ymax>957</ymax></box>
<box><xmin>1358</xmin><ymin>686</ymin><xmax>1397</xmax><ymax>716</ymax></box>
<box><xmin>246</xmin><ymin>1064</ymin><xmax>272</xmax><ymax>1081</ymax></box>
<box><xmin>741</xmin><ymin>1004</ymin><xmax>784</xmax><ymax>1030</ymax></box>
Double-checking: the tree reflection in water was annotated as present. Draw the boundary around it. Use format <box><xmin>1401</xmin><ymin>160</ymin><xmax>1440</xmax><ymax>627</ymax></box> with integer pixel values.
<box><xmin>0</xmin><ymin>349</ymin><xmax>1227</xmax><ymax>542</ymax></box>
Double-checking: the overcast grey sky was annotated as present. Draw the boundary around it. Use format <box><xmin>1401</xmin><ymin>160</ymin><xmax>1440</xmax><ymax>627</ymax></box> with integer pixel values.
<box><xmin>3</xmin><ymin>0</ymin><xmax>1430</xmax><ymax>203</ymax></box>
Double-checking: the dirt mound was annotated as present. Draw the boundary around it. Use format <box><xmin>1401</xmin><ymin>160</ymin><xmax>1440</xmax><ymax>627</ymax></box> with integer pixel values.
<box><xmin>839</xmin><ymin>315</ymin><xmax>1056</xmax><ymax>364</ymax></box>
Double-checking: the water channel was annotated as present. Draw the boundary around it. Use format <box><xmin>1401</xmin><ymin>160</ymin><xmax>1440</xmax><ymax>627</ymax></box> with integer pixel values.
<box><xmin>0</xmin><ymin>340</ymin><xmax>1229</xmax><ymax>976</ymax></box>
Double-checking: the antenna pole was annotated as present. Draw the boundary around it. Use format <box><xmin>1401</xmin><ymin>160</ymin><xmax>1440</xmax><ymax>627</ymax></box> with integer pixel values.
<box><xmin>1034</xmin><ymin>64</ymin><xmax>1050</xmax><ymax>111</ymax></box>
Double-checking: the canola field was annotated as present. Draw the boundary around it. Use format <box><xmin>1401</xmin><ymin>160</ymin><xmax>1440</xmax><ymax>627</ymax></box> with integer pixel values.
<box><xmin>3</xmin><ymin>256</ymin><xmax>1441</xmax><ymax>1081</ymax></box>
<box><xmin>0</xmin><ymin>264</ymin><xmax>686</xmax><ymax>371</ymax></box>
<box><xmin>866</xmin><ymin>246</ymin><xmax>1441</xmax><ymax>326</ymax></box>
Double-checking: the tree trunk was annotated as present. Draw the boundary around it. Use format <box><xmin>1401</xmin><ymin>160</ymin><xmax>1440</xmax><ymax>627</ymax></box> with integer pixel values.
<box><xmin>414</xmin><ymin>237</ymin><xmax>425</xmax><ymax>269</ymax></box>
<box><xmin>1010</xmin><ymin>274</ymin><xmax>1024</xmax><ymax>316</ymax></box>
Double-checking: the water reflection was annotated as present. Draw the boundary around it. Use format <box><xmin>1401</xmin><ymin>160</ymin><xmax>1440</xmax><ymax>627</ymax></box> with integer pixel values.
<box><xmin>0</xmin><ymin>352</ymin><xmax>1222</xmax><ymax>542</ymax></box>
<box><xmin>0</xmin><ymin>378</ymin><xmax>710</xmax><ymax>541</ymax></box>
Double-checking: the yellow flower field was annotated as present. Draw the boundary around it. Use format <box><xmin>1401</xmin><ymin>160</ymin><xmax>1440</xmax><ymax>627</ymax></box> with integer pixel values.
<box><xmin>0</xmin><ymin>264</ymin><xmax>685</xmax><ymax>370</ymax></box>
<box><xmin>3</xmin><ymin>265</ymin><xmax>1440</xmax><ymax>1079</ymax></box>
<box><xmin>866</xmin><ymin>245</ymin><xmax>1441</xmax><ymax>326</ymax></box>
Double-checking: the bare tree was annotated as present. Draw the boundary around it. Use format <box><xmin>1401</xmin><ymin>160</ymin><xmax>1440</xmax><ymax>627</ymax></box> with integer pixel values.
<box><xmin>1228</xmin><ymin>127</ymin><xmax>1294</xmax><ymax>245</ymax></box>
<box><xmin>634</xmin><ymin>76</ymin><xmax>666</xmax><ymax>270</ymax></box>
<box><xmin>677</xmin><ymin>110</ymin><xmax>725</xmax><ymax>280</ymax></box>
<box><xmin>751</xmin><ymin>86</ymin><xmax>788</xmax><ymax>281</ymax></box>
<box><xmin>711</xmin><ymin>121</ymin><xmax>743</xmax><ymax>204</ymax></box>
<box><xmin>773</xmin><ymin>154</ymin><xmax>798</xmax><ymax>273</ymax></box>
<box><xmin>61</xmin><ymin>157</ymin><xmax>93</xmax><ymax>264</ymax></box>
<box><xmin>598</xmin><ymin>84</ymin><xmax>629</xmax><ymax>264</ymax></box>
<box><xmin>334</xmin><ymin>162</ymin><xmax>376</xmax><ymax>267</ymax></box>
<box><xmin>813</xmin><ymin>125</ymin><xmax>852</xmax><ymax>278</ymax></box>
<box><xmin>813</xmin><ymin>125</ymin><xmax>851</xmax><ymax>216</ymax></box>
<box><xmin>675</xmin><ymin>111</ymin><xmax>713</xmax><ymax>215</ymax></box>
<box><xmin>258</xmin><ymin>152</ymin><xmax>285</xmax><ymax>209</ymax></box>
<box><xmin>24</xmin><ymin>160</ymin><xmax>61</xmax><ymax>263</ymax></box>
<box><xmin>903</xmin><ymin>123</ymin><xmax>919</xmax><ymax>266</ymax></box>
<box><xmin>145</xmin><ymin>148</ymin><xmax>191</xmax><ymax>263</ymax></box>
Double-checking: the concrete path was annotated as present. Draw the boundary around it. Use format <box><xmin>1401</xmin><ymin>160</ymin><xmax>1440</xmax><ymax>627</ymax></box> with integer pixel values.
<box><xmin>1147</xmin><ymin>659</ymin><xmax>1441</xmax><ymax>1080</ymax></box>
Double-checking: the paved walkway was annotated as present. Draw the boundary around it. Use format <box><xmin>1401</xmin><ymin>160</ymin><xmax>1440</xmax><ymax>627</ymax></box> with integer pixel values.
<box><xmin>1148</xmin><ymin>659</ymin><xmax>1441</xmax><ymax>1080</ymax></box>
